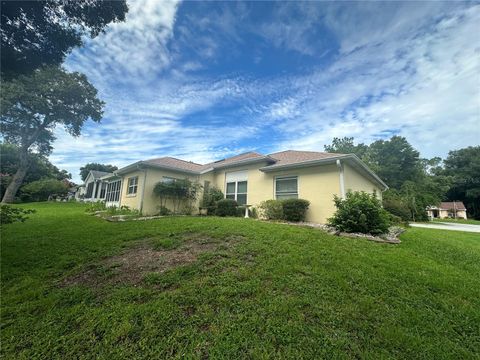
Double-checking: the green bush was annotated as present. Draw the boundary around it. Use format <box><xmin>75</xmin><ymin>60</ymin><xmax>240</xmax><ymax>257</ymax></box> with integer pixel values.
<box><xmin>258</xmin><ymin>200</ymin><xmax>284</xmax><ymax>220</ymax></box>
<box><xmin>0</xmin><ymin>205</ymin><xmax>36</xmax><ymax>225</ymax></box>
<box><xmin>85</xmin><ymin>201</ymin><xmax>106</xmax><ymax>213</ymax></box>
<box><xmin>20</xmin><ymin>178</ymin><xmax>68</xmax><ymax>202</ymax></box>
<box><xmin>105</xmin><ymin>205</ymin><xmax>140</xmax><ymax>216</ymax></box>
<box><xmin>282</xmin><ymin>199</ymin><xmax>310</xmax><ymax>222</ymax></box>
<box><xmin>200</xmin><ymin>186</ymin><xmax>224</xmax><ymax>215</ymax></box>
<box><xmin>215</xmin><ymin>199</ymin><xmax>238</xmax><ymax>217</ymax></box>
<box><xmin>328</xmin><ymin>191</ymin><xmax>391</xmax><ymax>235</ymax></box>
<box><xmin>157</xmin><ymin>205</ymin><xmax>172</xmax><ymax>216</ymax></box>
<box><xmin>383</xmin><ymin>195</ymin><xmax>411</xmax><ymax>221</ymax></box>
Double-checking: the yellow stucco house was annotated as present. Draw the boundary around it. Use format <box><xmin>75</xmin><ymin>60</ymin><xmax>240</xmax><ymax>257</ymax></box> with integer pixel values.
<box><xmin>100</xmin><ymin>150</ymin><xmax>388</xmax><ymax>224</ymax></box>
<box><xmin>426</xmin><ymin>201</ymin><xmax>468</xmax><ymax>220</ymax></box>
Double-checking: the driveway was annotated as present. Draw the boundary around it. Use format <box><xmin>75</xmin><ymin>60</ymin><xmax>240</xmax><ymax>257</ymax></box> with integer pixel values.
<box><xmin>409</xmin><ymin>222</ymin><xmax>480</xmax><ymax>233</ymax></box>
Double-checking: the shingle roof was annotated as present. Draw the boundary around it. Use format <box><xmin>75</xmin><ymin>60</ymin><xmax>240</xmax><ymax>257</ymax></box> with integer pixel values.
<box><xmin>202</xmin><ymin>152</ymin><xmax>266</xmax><ymax>170</ymax></box>
<box><xmin>144</xmin><ymin>157</ymin><xmax>204</xmax><ymax>173</ymax></box>
<box><xmin>90</xmin><ymin>170</ymin><xmax>113</xmax><ymax>179</ymax></box>
<box><xmin>438</xmin><ymin>202</ymin><xmax>467</xmax><ymax>210</ymax></box>
<box><xmin>265</xmin><ymin>150</ymin><xmax>346</xmax><ymax>169</ymax></box>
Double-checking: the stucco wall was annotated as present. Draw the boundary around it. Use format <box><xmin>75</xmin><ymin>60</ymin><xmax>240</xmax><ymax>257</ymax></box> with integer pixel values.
<box><xmin>343</xmin><ymin>163</ymin><xmax>383</xmax><ymax>200</ymax></box>
<box><xmin>210</xmin><ymin>162</ymin><xmax>341</xmax><ymax>224</ymax></box>
<box><xmin>119</xmin><ymin>160</ymin><xmax>385</xmax><ymax>223</ymax></box>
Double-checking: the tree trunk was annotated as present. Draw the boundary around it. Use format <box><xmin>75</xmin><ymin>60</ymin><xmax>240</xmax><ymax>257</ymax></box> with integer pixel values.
<box><xmin>1</xmin><ymin>150</ymin><xmax>29</xmax><ymax>203</ymax></box>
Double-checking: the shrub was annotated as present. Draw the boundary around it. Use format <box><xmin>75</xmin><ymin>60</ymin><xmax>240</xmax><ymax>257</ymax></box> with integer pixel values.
<box><xmin>383</xmin><ymin>195</ymin><xmax>411</xmax><ymax>221</ymax></box>
<box><xmin>153</xmin><ymin>179</ymin><xmax>201</xmax><ymax>214</ymax></box>
<box><xmin>85</xmin><ymin>201</ymin><xmax>106</xmax><ymax>213</ymax></box>
<box><xmin>0</xmin><ymin>205</ymin><xmax>36</xmax><ymax>225</ymax></box>
<box><xmin>105</xmin><ymin>205</ymin><xmax>140</xmax><ymax>216</ymax></box>
<box><xmin>258</xmin><ymin>200</ymin><xmax>284</xmax><ymax>220</ymax></box>
<box><xmin>282</xmin><ymin>199</ymin><xmax>310</xmax><ymax>222</ymax></box>
<box><xmin>200</xmin><ymin>186</ymin><xmax>224</xmax><ymax>215</ymax></box>
<box><xmin>157</xmin><ymin>205</ymin><xmax>172</xmax><ymax>216</ymax></box>
<box><xmin>20</xmin><ymin>178</ymin><xmax>68</xmax><ymax>202</ymax></box>
<box><xmin>215</xmin><ymin>199</ymin><xmax>238</xmax><ymax>217</ymax></box>
<box><xmin>328</xmin><ymin>191</ymin><xmax>391</xmax><ymax>235</ymax></box>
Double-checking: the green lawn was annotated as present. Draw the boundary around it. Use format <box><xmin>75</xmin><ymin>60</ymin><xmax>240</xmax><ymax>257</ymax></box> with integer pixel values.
<box><xmin>1</xmin><ymin>202</ymin><xmax>479</xmax><ymax>359</ymax></box>
<box><xmin>432</xmin><ymin>218</ymin><xmax>480</xmax><ymax>225</ymax></box>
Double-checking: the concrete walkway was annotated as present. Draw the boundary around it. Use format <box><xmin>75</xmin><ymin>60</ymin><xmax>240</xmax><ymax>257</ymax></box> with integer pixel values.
<box><xmin>409</xmin><ymin>222</ymin><xmax>480</xmax><ymax>233</ymax></box>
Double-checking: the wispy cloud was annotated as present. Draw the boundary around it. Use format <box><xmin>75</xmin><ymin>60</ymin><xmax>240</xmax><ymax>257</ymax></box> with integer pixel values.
<box><xmin>56</xmin><ymin>1</ymin><xmax>479</xmax><ymax>182</ymax></box>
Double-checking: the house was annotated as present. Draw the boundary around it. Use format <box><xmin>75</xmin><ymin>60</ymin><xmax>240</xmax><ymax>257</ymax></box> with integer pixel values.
<box><xmin>106</xmin><ymin>150</ymin><xmax>387</xmax><ymax>224</ymax></box>
<box><xmin>427</xmin><ymin>201</ymin><xmax>467</xmax><ymax>220</ymax></box>
<box><xmin>83</xmin><ymin>170</ymin><xmax>114</xmax><ymax>202</ymax></box>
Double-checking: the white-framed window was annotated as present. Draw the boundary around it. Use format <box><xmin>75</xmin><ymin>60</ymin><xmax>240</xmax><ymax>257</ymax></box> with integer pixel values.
<box><xmin>127</xmin><ymin>176</ymin><xmax>138</xmax><ymax>195</ymax></box>
<box><xmin>226</xmin><ymin>180</ymin><xmax>247</xmax><ymax>205</ymax></box>
<box><xmin>162</xmin><ymin>176</ymin><xmax>179</xmax><ymax>183</ymax></box>
<box><xmin>105</xmin><ymin>180</ymin><xmax>121</xmax><ymax>202</ymax></box>
<box><xmin>275</xmin><ymin>176</ymin><xmax>298</xmax><ymax>200</ymax></box>
<box><xmin>225</xmin><ymin>170</ymin><xmax>248</xmax><ymax>205</ymax></box>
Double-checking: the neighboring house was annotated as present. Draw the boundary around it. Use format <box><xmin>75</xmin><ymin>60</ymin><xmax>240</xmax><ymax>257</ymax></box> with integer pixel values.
<box><xmin>83</xmin><ymin>170</ymin><xmax>114</xmax><ymax>202</ymax></box>
<box><xmin>108</xmin><ymin>150</ymin><xmax>387</xmax><ymax>224</ymax></box>
<box><xmin>427</xmin><ymin>201</ymin><xmax>467</xmax><ymax>220</ymax></box>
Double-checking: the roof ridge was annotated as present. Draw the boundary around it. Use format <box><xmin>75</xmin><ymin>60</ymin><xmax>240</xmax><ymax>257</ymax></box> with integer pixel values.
<box><xmin>146</xmin><ymin>156</ymin><xmax>203</xmax><ymax>166</ymax></box>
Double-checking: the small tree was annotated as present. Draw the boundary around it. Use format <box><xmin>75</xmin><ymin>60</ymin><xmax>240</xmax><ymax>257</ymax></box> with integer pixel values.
<box><xmin>200</xmin><ymin>186</ymin><xmax>224</xmax><ymax>214</ymax></box>
<box><xmin>0</xmin><ymin>66</ymin><xmax>104</xmax><ymax>203</ymax></box>
<box><xmin>153</xmin><ymin>179</ymin><xmax>201</xmax><ymax>214</ymax></box>
<box><xmin>20</xmin><ymin>178</ymin><xmax>69</xmax><ymax>202</ymax></box>
<box><xmin>328</xmin><ymin>191</ymin><xmax>391</xmax><ymax>235</ymax></box>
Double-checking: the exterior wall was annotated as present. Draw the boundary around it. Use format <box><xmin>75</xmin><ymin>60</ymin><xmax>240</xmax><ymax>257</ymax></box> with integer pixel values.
<box><xmin>210</xmin><ymin>162</ymin><xmax>341</xmax><ymax>224</ymax></box>
<box><xmin>343</xmin><ymin>163</ymin><xmax>383</xmax><ymax>201</ymax></box>
<box><xmin>438</xmin><ymin>209</ymin><xmax>467</xmax><ymax>219</ymax></box>
<box><xmin>119</xmin><ymin>169</ymin><xmax>145</xmax><ymax>210</ymax></box>
<box><xmin>118</xmin><ymin>161</ymin><xmax>385</xmax><ymax>223</ymax></box>
<box><xmin>141</xmin><ymin>168</ymin><xmax>200</xmax><ymax>215</ymax></box>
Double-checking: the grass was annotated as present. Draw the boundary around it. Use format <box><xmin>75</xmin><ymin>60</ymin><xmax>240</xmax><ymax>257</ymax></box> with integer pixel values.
<box><xmin>1</xmin><ymin>202</ymin><xmax>480</xmax><ymax>359</ymax></box>
<box><xmin>432</xmin><ymin>218</ymin><xmax>480</xmax><ymax>225</ymax></box>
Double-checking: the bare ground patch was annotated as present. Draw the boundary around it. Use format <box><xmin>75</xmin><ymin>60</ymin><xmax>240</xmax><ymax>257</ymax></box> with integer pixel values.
<box><xmin>60</xmin><ymin>233</ymin><xmax>245</xmax><ymax>288</ymax></box>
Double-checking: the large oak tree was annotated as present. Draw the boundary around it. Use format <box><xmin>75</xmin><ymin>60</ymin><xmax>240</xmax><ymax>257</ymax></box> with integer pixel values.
<box><xmin>0</xmin><ymin>66</ymin><xmax>104</xmax><ymax>203</ymax></box>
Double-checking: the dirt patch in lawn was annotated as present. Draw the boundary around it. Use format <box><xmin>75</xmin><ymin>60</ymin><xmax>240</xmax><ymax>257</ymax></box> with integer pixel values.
<box><xmin>60</xmin><ymin>233</ymin><xmax>244</xmax><ymax>288</ymax></box>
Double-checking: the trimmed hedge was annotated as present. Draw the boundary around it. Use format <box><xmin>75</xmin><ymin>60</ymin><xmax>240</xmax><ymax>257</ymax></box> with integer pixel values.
<box><xmin>215</xmin><ymin>199</ymin><xmax>238</xmax><ymax>217</ymax></box>
<box><xmin>282</xmin><ymin>199</ymin><xmax>310</xmax><ymax>222</ymax></box>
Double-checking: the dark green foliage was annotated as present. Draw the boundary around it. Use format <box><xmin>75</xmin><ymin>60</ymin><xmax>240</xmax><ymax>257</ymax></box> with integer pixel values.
<box><xmin>443</xmin><ymin>146</ymin><xmax>480</xmax><ymax>219</ymax></box>
<box><xmin>0</xmin><ymin>143</ymin><xmax>71</xmax><ymax>200</ymax></box>
<box><xmin>1</xmin><ymin>0</ymin><xmax>128</xmax><ymax>78</ymax></box>
<box><xmin>328</xmin><ymin>191</ymin><xmax>391</xmax><ymax>234</ymax></box>
<box><xmin>383</xmin><ymin>191</ymin><xmax>413</xmax><ymax>221</ymax></box>
<box><xmin>157</xmin><ymin>206</ymin><xmax>172</xmax><ymax>216</ymax></box>
<box><xmin>0</xmin><ymin>205</ymin><xmax>35</xmax><ymax>225</ymax></box>
<box><xmin>79</xmin><ymin>163</ymin><xmax>118</xmax><ymax>181</ymax></box>
<box><xmin>258</xmin><ymin>199</ymin><xmax>284</xmax><ymax>220</ymax></box>
<box><xmin>19</xmin><ymin>178</ymin><xmax>68</xmax><ymax>202</ymax></box>
<box><xmin>215</xmin><ymin>199</ymin><xmax>238</xmax><ymax>217</ymax></box>
<box><xmin>199</xmin><ymin>186</ymin><xmax>224</xmax><ymax>215</ymax></box>
<box><xmin>1</xmin><ymin>66</ymin><xmax>104</xmax><ymax>203</ymax></box>
<box><xmin>324</xmin><ymin>136</ymin><xmax>369</xmax><ymax>159</ymax></box>
<box><xmin>282</xmin><ymin>199</ymin><xmax>310</xmax><ymax>222</ymax></box>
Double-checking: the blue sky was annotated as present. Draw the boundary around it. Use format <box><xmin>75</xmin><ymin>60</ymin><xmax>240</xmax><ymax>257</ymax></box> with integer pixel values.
<box><xmin>58</xmin><ymin>1</ymin><xmax>479</xmax><ymax>182</ymax></box>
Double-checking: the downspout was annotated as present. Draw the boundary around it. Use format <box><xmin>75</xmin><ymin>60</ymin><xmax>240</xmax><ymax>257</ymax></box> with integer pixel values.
<box><xmin>336</xmin><ymin>159</ymin><xmax>346</xmax><ymax>199</ymax></box>
<box><xmin>138</xmin><ymin>165</ymin><xmax>148</xmax><ymax>215</ymax></box>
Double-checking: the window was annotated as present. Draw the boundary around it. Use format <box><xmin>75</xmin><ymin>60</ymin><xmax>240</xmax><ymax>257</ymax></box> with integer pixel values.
<box><xmin>127</xmin><ymin>176</ymin><xmax>138</xmax><ymax>195</ymax></box>
<box><xmin>162</xmin><ymin>176</ymin><xmax>179</xmax><ymax>183</ymax></box>
<box><xmin>275</xmin><ymin>176</ymin><xmax>298</xmax><ymax>200</ymax></box>
<box><xmin>226</xmin><ymin>180</ymin><xmax>248</xmax><ymax>205</ymax></box>
<box><xmin>99</xmin><ymin>183</ymin><xmax>106</xmax><ymax>199</ymax></box>
<box><xmin>105</xmin><ymin>180</ymin><xmax>121</xmax><ymax>202</ymax></box>
<box><xmin>85</xmin><ymin>182</ymin><xmax>94</xmax><ymax>198</ymax></box>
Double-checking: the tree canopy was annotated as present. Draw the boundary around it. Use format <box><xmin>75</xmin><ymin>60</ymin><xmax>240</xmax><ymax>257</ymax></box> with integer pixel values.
<box><xmin>80</xmin><ymin>163</ymin><xmax>118</xmax><ymax>181</ymax></box>
<box><xmin>0</xmin><ymin>66</ymin><xmax>104</xmax><ymax>202</ymax></box>
<box><xmin>1</xmin><ymin>0</ymin><xmax>128</xmax><ymax>78</ymax></box>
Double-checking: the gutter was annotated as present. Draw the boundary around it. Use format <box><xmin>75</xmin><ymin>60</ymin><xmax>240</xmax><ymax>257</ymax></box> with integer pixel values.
<box><xmin>336</xmin><ymin>159</ymin><xmax>346</xmax><ymax>199</ymax></box>
<box><xmin>138</xmin><ymin>164</ymin><xmax>147</xmax><ymax>215</ymax></box>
